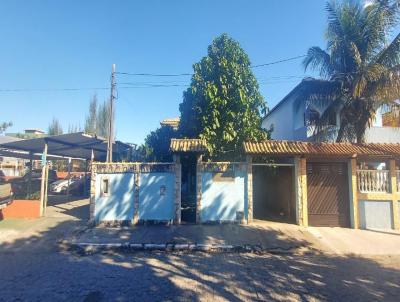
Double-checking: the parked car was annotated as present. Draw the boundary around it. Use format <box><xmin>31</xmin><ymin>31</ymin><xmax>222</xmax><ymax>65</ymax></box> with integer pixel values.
<box><xmin>68</xmin><ymin>176</ymin><xmax>91</xmax><ymax>196</ymax></box>
<box><xmin>10</xmin><ymin>169</ymin><xmax>58</xmax><ymax>198</ymax></box>
<box><xmin>50</xmin><ymin>176</ymin><xmax>80</xmax><ymax>194</ymax></box>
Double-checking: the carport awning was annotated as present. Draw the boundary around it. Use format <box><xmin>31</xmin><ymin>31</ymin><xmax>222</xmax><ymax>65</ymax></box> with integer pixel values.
<box><xmin>243</xmin><ymin>141</ymin><xmax>400</xmax><ymax>157</ymax></box>
<box><xmin>0</xmin><ymin>132</ymin><xmax>132</xmax><ymax>161</ymax></box>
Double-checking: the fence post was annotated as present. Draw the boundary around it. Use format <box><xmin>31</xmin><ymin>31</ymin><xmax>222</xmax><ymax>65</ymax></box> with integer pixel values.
<box><xmin>348</xmin><ymin>158</ymin><xmax>359</xmax><ymax>229</ymax></box>
<box><xmin>299</xmin><ymin>157</ymin><xmax>308</xmax><ymax>227</ymax></box>
<box><xmin>196</xmin><ymin>154</ymin><xmax>203</xmax><ymax>224</ymax></box>
<box><xmin>390</xmin><ymin>159</ymin><xmax>399</xmax><ymax>230</ymax></box>
<box><xmin>246</xmin><ymin>155</ymin><xmax>253</xmax><ymax>224</ymax></box>
<box><xmin>173</xmin><ymin>155</ymin><xmax>181</xmax><ymax>224</ymax></box>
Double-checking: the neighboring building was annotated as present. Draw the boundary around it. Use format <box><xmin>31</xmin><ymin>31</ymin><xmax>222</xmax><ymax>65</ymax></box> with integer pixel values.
<box><xmin>7</xmin><ymin>129</ymin><xmax>47</xmax><ymax>140</ymax></box>
<box><xmin>160</xmin><ymin>117</ymin><xmax>180</xmax><ymax>130</ymax></box>
<box><xmin>262</xmin><ymin>79</ymin><xmax>400</xmax><ymax>143</ymax></box>
<box><xmin>0</xmin><ymin>136</ymin><xmax>25</xmax><ymax>177</ymax></box>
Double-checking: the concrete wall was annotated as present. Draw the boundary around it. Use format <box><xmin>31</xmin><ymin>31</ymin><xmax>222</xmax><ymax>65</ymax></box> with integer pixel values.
<box><xmin>359</xmin><ymin>200</ymin><xmax>394</xmax><ymax>230</ymax></box>
<box><xmin>0</xmin><ymin>199</ymin><xmax>41</xmax><ymax>219</ymax></box>
<box><xmin>364</xmin><ymin>127</ymin><xmax>400</xmax><ymax>143</ymax></box>
<box><xmin>94</xmin><ymin>173</ymin><xmax>135</xmax><ymax>221</ymax></box>
<box><xmin>197</xmin><ymin>163</ymin><xmax>247</xmax><ymax>223</ymax></box>
<box><xmin>139</xmin><ymin>172</ymin><xmax>175</xmax><ymax>221</ymax></box>
<box><xmin>91</xmin><ymin>163</ymin><xmax>180</xmax><ymax>224</ymax></box>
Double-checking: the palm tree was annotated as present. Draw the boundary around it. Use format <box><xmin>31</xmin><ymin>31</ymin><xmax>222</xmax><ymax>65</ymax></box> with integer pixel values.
<box><xmin>300</xmin><ymin>0</ymin><xmax>400</xmax><ymax>143</ymax></box>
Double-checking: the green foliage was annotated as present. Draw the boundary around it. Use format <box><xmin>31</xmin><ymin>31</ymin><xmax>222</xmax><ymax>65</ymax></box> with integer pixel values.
<box><xmin>179</xmin><ymin>34</ymin><xmax>268</xmax><ymax>159</ymax></box>
<box><xmin>0</xmin><ymin>121</ymin><xmax>12</xmax><ymax>134</ymax></box>
<box><xmin>47</xmin><ymin>117</ymin><xmax>63</xmax><ymax>135</ymax></box>
<box><xmin>84</xmin><ymin>94</ymin><xmax>97</xmax><ymax>134</ymax></box>
<box><xmin>143</xmin><ymin>126</ymin><xmax>177</xmax><ymax>162</ymax></box>
<box><xmin>96</xmin><ymin>100</ymin><xmax>110</xmax><ymax>138</ymax></box>
<box><xmin>83</xmin><ymin>94</ymin><xmax>112</xmax><ymax>139</ymax></box>
<box><xmin>301</xmin><ymin>0</ymin><xmax>400</xmax><ymax>143</ymax></box>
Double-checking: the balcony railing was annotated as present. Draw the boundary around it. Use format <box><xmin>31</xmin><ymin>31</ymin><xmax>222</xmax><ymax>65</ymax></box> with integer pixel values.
<box><xmin>357</xmin><ymin>169</ymin><xmax>390</xmax><ymax>193</ymax></box>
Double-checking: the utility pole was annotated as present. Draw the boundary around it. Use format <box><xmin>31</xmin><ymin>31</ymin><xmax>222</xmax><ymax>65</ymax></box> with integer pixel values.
<box><xmin>106</xmin><ymin>64</ymin><xmax>116</xmax><ymax>163</ymax></box>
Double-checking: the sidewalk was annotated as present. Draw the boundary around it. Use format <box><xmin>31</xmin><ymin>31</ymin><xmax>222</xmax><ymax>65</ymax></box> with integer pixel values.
<box><xmin>308</xmin><ymin>227</ymin><xmax>400</xmax><ymax>255</ymax></box>
<box><xmin>65</xmin><ymin>220</ymin><xmax>321</xmax><ymax>253</ymax></box>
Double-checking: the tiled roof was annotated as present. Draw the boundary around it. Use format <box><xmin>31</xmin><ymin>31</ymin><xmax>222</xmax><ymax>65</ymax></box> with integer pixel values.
<box><xmin>243</xmin><ymin>141</ymin><xmax>400</xmax><ymax>156</ymax></box>
<box><xmin>160</xmin><ymin>117</ymin><xmax>180</xmax><ymax>129</ymax></box>
<box><xmin>170</xmin><ymin>139</ymin><xmax>207</xmax><ymax>153</ymax></box>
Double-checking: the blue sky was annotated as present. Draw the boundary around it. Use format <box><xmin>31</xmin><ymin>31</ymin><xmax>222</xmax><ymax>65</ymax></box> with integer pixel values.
<box><xmin>0</xmin><ymin>0</ymin><xmax>331</xmax><ymax>143</ymax></box>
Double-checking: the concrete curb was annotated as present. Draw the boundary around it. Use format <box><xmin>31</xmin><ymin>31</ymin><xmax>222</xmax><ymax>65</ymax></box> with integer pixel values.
<box><xmin>60</xmin><ymin>241</ymin><xmax>307</xmax><ymax>255</ymax></box>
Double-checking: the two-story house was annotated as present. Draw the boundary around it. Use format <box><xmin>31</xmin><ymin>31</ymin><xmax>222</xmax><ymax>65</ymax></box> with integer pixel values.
<box><xmin>263</xmin><ymin>78</ymin><xmax>400</xmax><ymax>143</ymax></box>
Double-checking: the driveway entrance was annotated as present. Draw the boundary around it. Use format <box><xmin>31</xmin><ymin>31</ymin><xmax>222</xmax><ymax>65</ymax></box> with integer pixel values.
<box><xmin>253</xmin><ymin>165</ymin><xmax>296</xmax><ymax>223</ymax></box>
<box><xmin>307</xmin><ymin>162</ymin><xmax>350</xmax><ymax>227</ymax></box>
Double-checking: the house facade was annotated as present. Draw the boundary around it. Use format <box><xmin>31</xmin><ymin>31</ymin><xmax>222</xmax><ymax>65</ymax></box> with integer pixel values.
<box><xmin>262</xmin><ymin>79</ymin><xmax>400</xmax><ymax>143</ymax></box>
<box><xmin>90</xmin><ymin>139</ymin><xmax>400</xmax><ymax>231</ymax></box>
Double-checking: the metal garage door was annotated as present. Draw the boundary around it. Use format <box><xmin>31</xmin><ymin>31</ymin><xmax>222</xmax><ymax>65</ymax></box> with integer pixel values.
<box><xmin>307</xmin><ymin>162</ymin><xmax>350</xmax><ymax>227</ymax></box>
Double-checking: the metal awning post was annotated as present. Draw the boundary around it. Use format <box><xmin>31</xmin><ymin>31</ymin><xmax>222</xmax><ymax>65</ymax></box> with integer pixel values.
<box><xmin>84</xmin><ymin>159</ymin><xmax>89</xmax><ymax>197</ymax></box>
<box><xmin>66</xmin><ymin>157</ymin><xmax>71</xmax><ymax>201</ymax></box>
<box><xmin>27</xmin><ymin>152</ymin><xmax>33</xmax><ymax>197</ymax></box>
<box><xmin>40</xmin><ymin>142</ymin><xmax>48</xmax><ymax>217</ymax></box>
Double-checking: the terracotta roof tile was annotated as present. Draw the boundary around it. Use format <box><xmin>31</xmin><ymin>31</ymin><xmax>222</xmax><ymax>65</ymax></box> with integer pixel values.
<box><xmin>243</xmin><ymin>141</ymin><xmax>400</xmax><ymax>156</ymax></box>
<box><xmin>170</xmin><ymin>139</ymin><xmax>207</xmax><ymax>153</ymax></box>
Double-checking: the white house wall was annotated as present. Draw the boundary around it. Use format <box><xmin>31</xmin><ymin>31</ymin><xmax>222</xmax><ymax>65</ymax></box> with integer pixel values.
<box><xmin>263</xmin><ymin>96</ymin><xmax>296</xmax><ymax>140</ymax></box>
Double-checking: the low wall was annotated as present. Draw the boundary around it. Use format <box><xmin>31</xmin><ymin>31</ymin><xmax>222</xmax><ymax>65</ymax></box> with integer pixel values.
<box><xmin>0</xmin><ymin>200</ymin><xmax>41</xmax><ymax>219</ymax></box>
<box><xmin>90</xmin><ymin>162</ymin><xmax>181</xmax><ymax>225</ymax></box>
<box><xmin>197</xmin><ymin>162</ymin><xmax>248</xmax><ymax>223</ymax></box>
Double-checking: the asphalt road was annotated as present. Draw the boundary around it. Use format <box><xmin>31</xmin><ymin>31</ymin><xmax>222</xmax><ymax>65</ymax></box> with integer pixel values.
<box><xmin>1</xmin><ymin>238</ymin><xmax>399</xmax><ymax>301</ymax></box>
<box><xmin>1</xmin><ymin>198</ymin><xmax>399</xmax><ymax>302</ymax></box>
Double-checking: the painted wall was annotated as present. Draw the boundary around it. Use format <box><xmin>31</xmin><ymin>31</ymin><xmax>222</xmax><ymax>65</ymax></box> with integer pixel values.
<box><xmin>139</xmin><ymin>172</ymin><xmax>175</xmax><ymax>221</ymax></box>
<box><xmin>0</xmin><ymin>200</ymin><xmax>40</xmax><ymax>219</ymax></box>
<box><xmin>200</xmin><ymin>169</ymin><xmax>246</xmax><ymax>222</ymax></box>
<box><xmin>359</xmin><ymin>200</ymin><xmax>394</xmax><ymax>229</ymax></box>
<box><xmin>262</xmin><ymin>96</ymin><xmax>295</xmax><ymax>140</ymax></box>
<box><xmin>263</xmin><ymin>96</ymin><xmax>400</xmax><ymax>143</ymax></box>
<box><xmin>94</xmin><ymin>173</ymin><xmax>135</xmax><ymax>222</ymax></box>
<box><xmin>364</xmin><ymin>127</ymin><xmax>400</xmax><ymax>143</ymax></box>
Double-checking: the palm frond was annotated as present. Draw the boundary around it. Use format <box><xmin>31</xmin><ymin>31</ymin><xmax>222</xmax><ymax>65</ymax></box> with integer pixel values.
<box><xmin>303</xmin><ymin>47</ymin><xmax>333</xmax><ymax>78</ymax></box>
<box><xmin>375</xmin><ymin>32</ymin><xmax>400</xmax><ymax>67</ymax></box>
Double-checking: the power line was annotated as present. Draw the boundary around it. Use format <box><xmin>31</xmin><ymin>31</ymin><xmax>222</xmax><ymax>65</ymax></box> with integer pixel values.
<box><xmin>116</xmin><ymin>72</ymin><xmax>192</xmax><ymax>77</ymax></box>
<box><xmin>251</xmin><ymin>55</ymin><xmax>307</xmax><ymax>68</ymax></box>
<box><xmin>116</xmin><ymin>54</ymin><xmax>307</xmax><ymax>77</ymax></box>
<box><xmin>0</xmin><ymin>87</ymin><xmax>109</xmax><ymax>92</ymax></box>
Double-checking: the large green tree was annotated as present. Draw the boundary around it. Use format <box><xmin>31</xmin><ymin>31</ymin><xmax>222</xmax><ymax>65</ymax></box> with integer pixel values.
<box><xmin>301</xmin><ymin>0</ymin><xmax>400</xmax><ymax>143</ymax></box>
<box><xmin>143</xmin><ymin>126</ymin><xmax>177</xmax><ymax>162</ymax></box>
<box><xmin>179</xmin><ymin>34</ymin><xmax>268</xmax><ymax>159</ymax></box>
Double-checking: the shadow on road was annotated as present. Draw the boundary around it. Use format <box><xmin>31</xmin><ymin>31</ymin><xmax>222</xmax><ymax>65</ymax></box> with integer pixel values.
<box><xmin>0</xmin><ymin>216</ymin><xmax>399</xmax><ymax>301</ymax></box>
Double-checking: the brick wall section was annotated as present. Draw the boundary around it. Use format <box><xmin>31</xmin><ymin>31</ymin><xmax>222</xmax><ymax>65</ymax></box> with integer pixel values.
<box><xmin>196</xmin><ymin>155</ymin><xmax>203</xmax><ymax>224</ymax></box>
<box><xmin>295</xmin><ymin>158</ymin><xmax>308</xmax><ymax>227</ymax></box>
<box><xmin>133</xmin><ymin>173</ymin><xmax>139</xmax><ymax>224</ymax></box>
<box><xmin>89</xmin><ymin>164</ymin><xmax>97</xmax><ymax>222</ymax></box>
<box><xmin>246</xmin><ymin>156</ymin><xmax>253</xmax><ymax>223</ymax></box>
<box><xmin>390</xmin><ymin>160</ymin><xmax>399</xmax><ymax>230</ymax></box>
<box><xmin>348</xmin><ymin>158</ymin><xmax>359</xmax><ymax>229</ymax></box>
<box><xmin>174</xmin><ymin>163</ymin><xmax>182</xmax><ymax>224</ymax></box>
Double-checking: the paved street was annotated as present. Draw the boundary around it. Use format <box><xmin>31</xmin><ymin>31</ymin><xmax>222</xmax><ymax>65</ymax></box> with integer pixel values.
<box><xmin>1</xmin><ymin>197</ymin><xmax>400</xmax><ymax>301</ymax></box>
<box><xmin>1</xmin><ymin>219</ymin><xmax>400</xmax><ymax>301</ymax></box>
<box><xmin>1</xmin><ymin>242</ymin><xmax>400</xmax><ymax>301</ymax></box>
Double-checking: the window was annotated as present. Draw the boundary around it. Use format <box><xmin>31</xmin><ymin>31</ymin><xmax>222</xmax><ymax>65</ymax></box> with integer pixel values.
<box><xmin>101</xmin><ymin>178</ymin><xmax>109</xmax><ymax>196</ymax></box>
<box><xmin>304</xmin><ymin>108</ymin><xmax>320</xmax><ymax>126</ymax></box>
